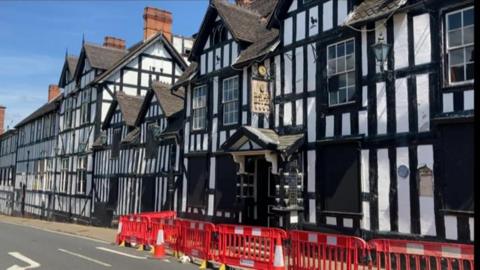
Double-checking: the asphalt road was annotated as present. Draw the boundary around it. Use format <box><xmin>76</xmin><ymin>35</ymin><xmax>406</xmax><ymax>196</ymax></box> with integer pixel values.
<box><xmin>0</xmin><ymin>220</ymin><xmax>198</xmax><ymax>270</ymax></box>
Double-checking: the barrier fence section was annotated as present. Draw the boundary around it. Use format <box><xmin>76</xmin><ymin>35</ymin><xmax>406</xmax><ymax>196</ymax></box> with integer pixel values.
<box><xmin>116</xmin><ymin>215</ymin><xmax>149</xmax><ymax>246</ymax></box>
<box><xmin>179</xmin><ymin>219</ymin><xmax>218</xmax><ymax>263</ymax></box>
<box><xmin>217</xmin><ymin>224</ymin><xmax>287</xmax><ymax>270</ymax></box>
<box><xmin>149</xmin><ymin>217</ymin><xmax>181</xmax><ymax>254</ymax></box>
<box><xmin>369</xmin><ymin>239</ymin><xmax>475</xmax><ymax>270</ymax></box>
<box><xmin>288</xmin><ymin>230</ymin><xmax>372</xmax><ymax>270</ymax></box>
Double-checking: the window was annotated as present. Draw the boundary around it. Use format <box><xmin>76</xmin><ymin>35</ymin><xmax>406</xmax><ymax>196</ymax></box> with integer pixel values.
<box><xmin>192</xmin><ymin>85</ymin><xmax>207</xmax><ymax>130</ymax></box>
<box><xmin>64</xmin><ymin>98</ymin><xmax>73</xmax><ymax>129</ymax></box>
<box><xmin>327</xmin><ymin>39</ymin><xmax>356</xmax><ymax>106</ymax></box>
<box><xmin>446</xmin><ymin>7</ymin><xmax>474</xmax><ymax>84</ymax></box>
<box><xmin>46</xmin><ymin>159</ymin><xmax>54</xmax><ymax>191</ymax></box>
<box><xmin>212</xmin><ymin>24</ymin><xmax>228</xmax><ymax>46</ymax></box>
<box><xmin>60</xmin><ymin>158</ymin><xmax>69</xmax><ymax>193</ymax></box>
<box><xmin>76</xmin><ymin>155</ymin><xmax>87</xmax><ymax>194</ymax></box>
<box><xmin>222</xmin><ymin>76</ymin><xmax>239</xmax><ymax>125</ymax></box>
<box><xmin>111</xmin><ymin>128</ymin><xmax>122</xmax><ymax>159</ymax></box>
<box><xmin>80</xmin><ymin>89</ymin><xmax>91</xmax><ymax>124</ymax></box>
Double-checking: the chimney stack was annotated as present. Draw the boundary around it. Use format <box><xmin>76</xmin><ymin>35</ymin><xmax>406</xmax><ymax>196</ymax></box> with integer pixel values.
<box><xmin>143</xmin><ymin>7</ymin><xmax>173</xmax><ymax>42</ymax></box>
<box><xmin>103</xmin><ymin>36</ymin><xmax>126</xmax><ymax>50</ymax></box>
<box><xmin>48</xmin><ymin>84</ymin><xmax>60</xmax><ymax>102</ymax></box>
<box><xmin>0</xmin><ymin>106</ymin><xmax>5</xmax><ymax>135</ymax></box>
<box><xmin>235</xmin><ymin>0</ymin><xmax>254</xmax><ymax>7</ymax></box>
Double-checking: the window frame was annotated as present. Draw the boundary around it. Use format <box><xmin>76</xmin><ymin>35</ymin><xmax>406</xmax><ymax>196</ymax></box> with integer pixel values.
<box><xmin>445</xmin><ymin>6</ymin><xmax>474</xmax><ymax>85</ymax></box>
<box><xmin>192</xmin><ymin>85</ymin><xmax>208</xmax><ymax>131</ymax></box>
<box><xmin>222</xmin><ymin>76</ymin><xmax>239</xmax><ymax>126</ymax></box>
<box><xmin>60</xmin><ymin>158</ymin><xmax>69</xmax><ymax>193</ymax></box>
<box><xmin>80</xmin><ymin>89</ymin><xmax>91</xmax><ymax>125</ymax></box>
<box><xmin>76</xmin><ymin>155</ymin><xmax>87</xmax><ymax>194</ymax></box>
<box><xmin>326</xmin><ymin>38</ymin><xmax>356</xmax><ymax>107</ymax></box>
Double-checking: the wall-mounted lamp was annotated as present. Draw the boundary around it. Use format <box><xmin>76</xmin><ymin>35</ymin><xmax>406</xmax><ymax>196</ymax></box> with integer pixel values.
<box><xmin>371</xmin><ymin>34</ymin><xmax>392</xmax><ymax>74</ymax></box>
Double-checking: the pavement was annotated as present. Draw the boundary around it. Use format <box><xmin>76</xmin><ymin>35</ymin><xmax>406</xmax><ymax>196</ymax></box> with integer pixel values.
<box><xmin>0</xmin><ymin>215</ymin><xmax>199</xmax><ymax>270</ymax></box>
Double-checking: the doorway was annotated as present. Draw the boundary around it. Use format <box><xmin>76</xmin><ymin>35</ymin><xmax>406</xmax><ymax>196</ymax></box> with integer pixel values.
<box><xmin>242</xmin><ymin>156</ymin><xmax>277</xmax><ymax>227</ymax></box>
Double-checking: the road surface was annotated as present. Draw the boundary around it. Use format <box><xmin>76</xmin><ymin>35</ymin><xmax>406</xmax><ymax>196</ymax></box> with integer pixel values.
<box><xmin>0</xmin><ymin>220</ymin><xmax>198</xmax><ymax>270</ymax></box>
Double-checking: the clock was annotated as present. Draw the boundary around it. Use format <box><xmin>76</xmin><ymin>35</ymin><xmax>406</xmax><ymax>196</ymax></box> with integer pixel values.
<box><xmin>258</xmin><ymin>65</ymin><xmax>267</xmax><ymax>77</ymax></box>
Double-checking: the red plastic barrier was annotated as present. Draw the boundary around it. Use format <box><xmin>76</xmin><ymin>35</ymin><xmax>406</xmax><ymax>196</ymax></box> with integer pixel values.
<box><xmin>179</xmin><ymin>219</ymin><xmax>218</xmax><ymax>262</ymax></box>
<box><xmin>369</xmin><ymin>239</ymin><xmax>474</xmax><ymax>270</ymax></box>
<box><xmin>139</xmin><ymin>211</ymin><xmax>176</xmax><ymax>220</ymax></box>
<box><xmin>217</xmin><ymin>224</ymin><xmax>288</xmax><ymax>270</ymax></box>
<box><xmin>149</xmin><ymin>217</ymin><xmax>181</xmax><ymax>254</ymax></box>
<box><xmin>116</xmin><ymin>214</ymin><xmax>149</xmax><ymax>246</ymax></box>
<box><xmin>288</xmin><ymin>230</ymin><xmax>371</xmax><ymax>270</ymax></box>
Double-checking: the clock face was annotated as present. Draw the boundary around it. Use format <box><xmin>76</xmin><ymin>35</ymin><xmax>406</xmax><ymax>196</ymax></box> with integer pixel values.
<box><xmin>258</xmin><ymin>65</ymin><xmax>267</xmax><ymax>76</ymax></box>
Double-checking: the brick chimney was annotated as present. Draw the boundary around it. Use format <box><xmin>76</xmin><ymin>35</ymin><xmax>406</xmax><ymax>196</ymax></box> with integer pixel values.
<box><xmin>103</xmin><ymin>36</ymin><xmax>126</xmax><ymax>50</ymax></box>
<box><xmin>0</xmin><ymin>106</ymin><xmax>5</xmax><ymax>135</ymax></box>
<box><xmin>235</xmin><ymin>0</ymin><xmax>254</xmax><ymax>7</ymax></box>
<box><xmin>143</xmin><ymin>7</ymin><xmax>173</xmax><ymax>42</ymax></box>
<box><xmin>48</xmin><ymin>84</ymin><xmax>60</xmax><ymax>102</ymax></box>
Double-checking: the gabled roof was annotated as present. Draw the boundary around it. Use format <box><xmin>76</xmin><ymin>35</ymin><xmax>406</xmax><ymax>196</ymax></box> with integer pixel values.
<box><xmin>152</xmin><ymin>81</ymin><xmax>185</xmax><ymax>118</ymax></box>
<box><xmin>74</xmin><ymin>42</ymin><xmax>128</xmax><ymax>80</ymax></box>
<box><xmin>171</xmin><ymin>61</ymin><xmax>198</xmax><ymax>89</ymax></box>
<box><xmin>58</xmin><ymin>55</ymin><xmax>79</xmax><ymax>87</ymax></box>
<box><xmin>344</xmin><ymin>0</ymin><xmax>408</xmax><ymax>25</ymax></box>
<box><xmin>190</xmin><ymin>0</ymin><xmax>278</xmax><ymax>61</ymax></box>
<box><xmin>221</xmin><ymin>126</ymin><xmax>304</xmax><ymax>158</ymax></box>
<box><xmin>93</xmin><ymin>32</ymin><xmax>188</xmax><ymax>85</ymax></box>
<box><xmin>102</xmin><ymin>92</ymin><xmax>144</xmax><ymax>129</ymax></box>
<box><xmin>15</xmin><ymin>94</ymin><xmax>63</xmax><ymax>128</ymax></box>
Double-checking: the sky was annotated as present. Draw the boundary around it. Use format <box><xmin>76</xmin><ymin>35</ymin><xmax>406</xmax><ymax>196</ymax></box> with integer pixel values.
<box><xmin>0</xmin><ymin>0</ymin><xmax>209</xmax><ymax>128</ymax></box>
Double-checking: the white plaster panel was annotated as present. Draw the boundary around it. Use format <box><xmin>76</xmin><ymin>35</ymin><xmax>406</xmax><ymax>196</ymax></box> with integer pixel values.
<box><xmin>275</xmin><ymin>55</ymin><xmax>281</xmax><ymax>96</ymax></box>
<box><xmin>296</xmin><ymin>99</ymin><xmax>303</xmax><ymax>126</ymax></box>
<box><xmin>341</xmin><ymin>113</ymin><xmax>351</xmax><ymax>136</ymax></box>
<box><xmin>207</xmin><ymin>51</ymin><xmax>213</xmax><ymax>73</ymax></box>
<box><xmin>309</xmin><ymin>6</ymin><xmax>319</xmax><ymax>36</ymax></box>
<box><xmin>394</xmin><ymin>13</ymin><xmax>409</xmax><ymax>69</ymax></box>
<box><xmin>442</xmin><ymin>93</ymin><xmax>454</xmax><ymax>113</ymax></box>
<box><xmin>215</xmin><ymin>48</ymin><xmax>221</xmax><ymax>70</ymax></box>
<box><xmin>325</xmin><ymin>115</ymin><xmax>334</xmax><ymax>137</ymax></box>
<box><xmin>395</xmin><ymin>78</ymin><xmax>409</xmax><ymax>133</ymax></box>
<box><xmin>361</xmin><ymin>27</ymin><xmax>368</xmax><ymax>76</ymax></box>
<box><xmin>288</xmin><ymin>0</ymin><xmax>297</xmax><ymax>13</ymax></box>
<box><xmin>416</xmin><ymin>74</ymin><xmax>430</xmax><ymax>132</ymax></box>
<box><xmin>231</xmin><ymin>42</ymin><xmax>238</xmax><ymax>63</ymax></box>
<box><xmin>417</xmin><ymin>144</ymin><xmax>436</xmax><ymax>236</ymax></box>
<box><xmin>469</xmin><ymin>217</ymin><xmax>474</xmax><ymax>241</ymax></box>
<box><xmin>295</xmin><ymin>47</ymin><xmax>304</xmax><ymax>92</ymax></box>
<box><xmin>323</xmin><ymin>1</ymin><xmax>333</xmax><ymax>31</ymax></box>
<box><xmin>307</xmin><ymin>43</ymin><xmax>316</xmax><ymax>91</ymax></box>
<box><xmin>444</xmin><ymin>215</ymin><xmax>458</xmax><ymax>240</ymax></box>
<box><xmin>376</xmin><ymin>82</ymin><xmax>387</xmax><ymax>134</ymax></box>
<box><xmin>283</xmin><ymin>102</ymin><xmax>292</xmax><ymax>126</ymax></box>
<box><xmin>223</xmin><ymin>44</ymin><xmax>230</xmax><ymax>68</ymax></box>
<box><xmin>337</xmin><ymin>0</ymin><xmax>348</xmax><ymax>25</ymax></box>
<box><xmin>213</xmin><ymin>76</ymin><xmax>218</xmax><ymax>114</ymax></box>
<box><xmin>284</xmin><ymin>17</ymin><xmax>293</xmax><ymax>46</ymax></box>
<box><xmin>413</xmin><ymin>13</ymin><xmax>431</xmax><ymax>65</ymax></box>
<box><xmin>361</xmin><ymin>150</ymin><xmax>370</xmax><ymax>193</ymax></box>
<box><xmin>296</xmin><ymin>11</ymin><xmax>306</xmax><ymax>41</ymax></box>
<box><xmin>358</xmin><ymin>110</ymin><xmax>368</xmax><ymax>135</ymax></box>
<box><xmin>377</xmin><ymin>149</ymin><xmax>391</xmax><ymax>231</ymax></box>
<box><xmin>307</xmin><ymin>97</ymin><xmax>316</xmax><ymax>142</ymax></box>
<box><xmin>464</xmin><ymin>90</ymin><xmax>474</xmax><ymax>110</ymax></box>
<box><xmin>200</xmin><ymin>54</ymin><xmax>206</xmax><ymax>75</ymax></box>
<box><xmin>242</xmin><ymin>68</ymin><xmax>248</xmax><ymax>105</ymax></box>
<box><xmin>284</xmin><ymin>52</ymin><xmax>293</xmax><ymax>94</ymax></box>
<box><xmin>362</xmin><ymin>201</ymin><xmax>370</xmax><ymax>230</ymax></box>
<box><xmin>396</xmin><ymin>147</ymin><xmax>411</xmax><ymax>234</ymax></box>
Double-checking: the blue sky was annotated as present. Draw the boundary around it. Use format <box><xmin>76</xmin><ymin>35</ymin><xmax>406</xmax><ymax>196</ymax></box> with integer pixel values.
<box><xmin>0</xmin><ymin>0</ymin><xmax>209</xmax><ymax>128</ymax></box>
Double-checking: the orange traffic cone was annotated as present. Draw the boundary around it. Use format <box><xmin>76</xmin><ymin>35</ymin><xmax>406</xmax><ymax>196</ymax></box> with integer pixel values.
<box><xmin>152</xmin><ymin>229</ymin><xmax>165</xmax><ymax>259</ymax></box>
<box><xmin>272</xmin><ymin>237</ymin><xmax>285</xmax><ymax>270</ymax></box>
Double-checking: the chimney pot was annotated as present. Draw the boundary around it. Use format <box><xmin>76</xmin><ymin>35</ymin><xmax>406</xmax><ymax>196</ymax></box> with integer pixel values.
<box><xmin>0</xmin><ymin>106</ymin><xmax>5</xmax><ymax>135</ymax></box>
<box><xmin>48</xmin><ymin>84</ymin><xmax>60</xmax><ymax>102</ymax></box>
<box><xmin>103</xmin><ymin>36</ymin><xmax>126</xmax><ymax>50</ymax></box>
<box><xmin>143</xmin><ymin>7</ymin><xmax>173</xmax><ymax>42</ymax></box>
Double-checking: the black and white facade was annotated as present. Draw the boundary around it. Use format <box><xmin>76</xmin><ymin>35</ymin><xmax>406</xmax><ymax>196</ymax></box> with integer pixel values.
<box><xmin>0</xmin><ymin>129</ymin><xmax>17</xmax><ymax>215</ymax></box>
<box><xmin>14</xmin><ymin>94</ymin><xmax>61</xmax><ymax>218</ymax></box>
<box><xmin>174</xmin><ymin>0</ymin><xmax>474</xmax><ymax>243</ymax></box>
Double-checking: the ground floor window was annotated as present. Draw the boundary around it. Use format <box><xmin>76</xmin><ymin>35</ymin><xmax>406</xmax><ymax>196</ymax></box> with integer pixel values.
<box><xmin>76</xmin><ymin>155</ymin><xmax>87</xmax><ymax>194</ymax></box>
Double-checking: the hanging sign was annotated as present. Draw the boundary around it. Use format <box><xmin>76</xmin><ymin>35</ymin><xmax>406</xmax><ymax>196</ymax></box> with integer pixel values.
<box><xmin>251</xmin><ymin>78</ymin><xmax>270</xmax><ymax>114</ymax></box>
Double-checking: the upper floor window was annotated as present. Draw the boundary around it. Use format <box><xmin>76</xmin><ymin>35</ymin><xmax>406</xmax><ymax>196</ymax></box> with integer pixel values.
<box><xmin>64</xmin><ymin>98</ymin><xmax>74</xmax><ymax>129</ymax></box>
<box><xmin>212</xmin><ymin>24</ymin><xmax>228</xmax><ymax>46</ymax></box>
<box><xmin>80</xmin><ymin>89</ymin><xmax>91</xmax><ymax>124</ymax></box>
<box><xmin>446</xmin><ymin>7</ymin><xmax>474</xmax><ymax>84</ymax></box>
<box><xmin>222</xmin><ymin>76</ymin><xmax>239</xmax><ymax>125</ymax></box>
<box><xmin>192</xmin><ymin>85</ymin><xmax>207</xmax><ymax>130</ymax></box>
<box><xmin>111</xmin><ymin>128</ymin><xmax>121</xmax><ymax>159</ymax></box>
<box><xmin>327</xmin><ymin>39</ymin><xmax>355</xmax><ymax>106</ymax></box>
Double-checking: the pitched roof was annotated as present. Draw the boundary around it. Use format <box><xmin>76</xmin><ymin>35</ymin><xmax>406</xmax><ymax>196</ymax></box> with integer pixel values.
<box><xmin>93</xmin><ymin>32</ymin><xmax>187</xmax><ymax>84</ymax></box>
<box><xmin>15</xmin><ymin>94</ymin><xmax>63</xmax><ymax>128</ymax></box>
<box><xmin>345</xmin><ymin>0</ymin><xmax>408</xmax><ymax>25</ymax></box>
<box><xmin>248</xmin><ymin>0</ymin><xmax>279</xmax><ymax>18</ymax></box>
<box><xmin>116</xmin><ymin>92</ymin><xmax>145</xmax><ymax>127</ymax></box>
<box><xmin>233</xmin><ymin>29</ymin><xmax>279</xmax><ymax>68</ymax></box>
<box><xmin>171</xmin><ymin>62</ymin><xmax>198</xmax><ymax>89</ymax></box>
<box><xmin>152</xmin><ymin>81</ymin><xmax>184</xmax><ymax>117</ymax></box>
<box><xmin>83</xmin><ymin>42</ymin><xmax>128</xmax><ymax>70</ymax></box>
<box><xmin>121</xmin><ymin>127</ymin><xmax>140</xmax><ymax>144</ymax></box>
<box><xmin>213</xmin><ymin>0</ymin><xmax>272</xmax><ymax>43</ymax></box>
<box><xmin>67</xmin><ymin>56</ymin><xmax>79</xmax><ymax>75</ymax></box>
